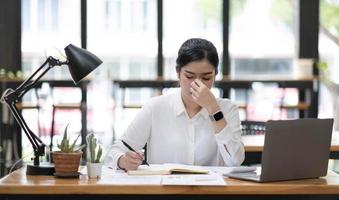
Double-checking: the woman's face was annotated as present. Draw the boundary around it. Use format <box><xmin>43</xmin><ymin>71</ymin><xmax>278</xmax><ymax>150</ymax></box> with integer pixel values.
<box><xmin>178</xmin><ymin>59</ymin><xmax>216</xmax><ymax>98</ymax></box>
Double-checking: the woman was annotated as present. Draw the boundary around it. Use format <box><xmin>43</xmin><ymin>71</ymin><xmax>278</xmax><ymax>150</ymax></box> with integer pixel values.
<box><xmin>105</xmin><ymin>38</ymin><xmax>244</xmax><ymax>170</ymax></box>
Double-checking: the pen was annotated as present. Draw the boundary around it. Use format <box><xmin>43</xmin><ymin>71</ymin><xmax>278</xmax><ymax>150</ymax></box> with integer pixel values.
<box><xmin>121</xmin><ymin>140</ymin><xmax>150</xmax><ymax>166</ymax></box>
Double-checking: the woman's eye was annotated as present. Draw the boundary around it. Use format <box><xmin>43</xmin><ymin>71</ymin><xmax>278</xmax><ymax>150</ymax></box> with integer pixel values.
<box><xmin>186</xmin><ymin>76</ymin><xmax>194</xmax><ymax>79</ymax></box>
<box><xmin>202</xmin><ymin>77</ymin><xmax>211</xmax><ymax>81</ymax></box>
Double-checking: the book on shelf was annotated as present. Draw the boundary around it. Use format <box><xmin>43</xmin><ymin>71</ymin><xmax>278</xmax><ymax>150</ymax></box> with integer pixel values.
<box><xmin>127</xmin><ymin>164</ymin><xmax>209</xmax><ymax>175</ymax></box>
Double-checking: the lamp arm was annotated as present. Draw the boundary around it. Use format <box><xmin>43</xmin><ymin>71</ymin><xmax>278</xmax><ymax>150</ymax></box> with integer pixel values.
<box><xmin>0</xmin><ymin>56</ymin><xmax>66</xmax><ymax>166</ymax></box>
<box><xmin>10</xmin><ymin>102</ymin><xmax>41</xmax><ymax>146</ymax></box>
<box><xmin>16</xmin><ymin>57</ymin><xmax>67</xmax><ymax>98</ymax></box>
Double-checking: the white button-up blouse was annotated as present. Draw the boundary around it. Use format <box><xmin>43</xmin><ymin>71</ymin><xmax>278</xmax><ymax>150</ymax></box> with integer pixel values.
<box><xmin>104</xmin><ymin>89</ymin><xmax>245</xmax><ymax>169</ymax></box>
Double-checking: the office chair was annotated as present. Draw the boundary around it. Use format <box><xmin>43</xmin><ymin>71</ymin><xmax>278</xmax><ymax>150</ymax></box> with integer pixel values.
<box><xmin>241</xmin><ymin>120</ymin><xmax>266</xmax><ymax>135</ymax></box>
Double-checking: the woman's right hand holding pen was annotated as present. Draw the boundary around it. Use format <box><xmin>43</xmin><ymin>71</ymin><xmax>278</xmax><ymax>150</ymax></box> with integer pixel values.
<box><xmin>118</xmin><ymin>151</ymin><xmax>145</xmax><ymax>170</ymax></box>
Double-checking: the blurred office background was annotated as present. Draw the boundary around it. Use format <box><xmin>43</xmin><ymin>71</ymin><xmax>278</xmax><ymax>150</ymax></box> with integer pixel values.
<box><xmin>0</xmin><ymin>0</ymin><xmax>338</xmax><ymax>177</ymax></box>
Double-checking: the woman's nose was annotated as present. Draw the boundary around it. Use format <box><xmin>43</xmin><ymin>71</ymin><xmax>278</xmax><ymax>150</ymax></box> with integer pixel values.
<box><xmin>190</xmin><ymin>79</ymin><xmax>198</xmax><ymax>86</ymax></box>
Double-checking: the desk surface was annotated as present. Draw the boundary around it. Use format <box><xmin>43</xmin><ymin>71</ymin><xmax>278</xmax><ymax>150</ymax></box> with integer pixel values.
<box><xmin>1</xmin><ymin>168</ymin><xmax>339</xmax><ymax>195</ymax></box>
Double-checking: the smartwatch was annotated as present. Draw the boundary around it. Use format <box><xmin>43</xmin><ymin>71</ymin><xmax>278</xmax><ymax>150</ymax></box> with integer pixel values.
<box><xmin>209</xmin><ymin>111</ymin><xmax>224</xmax><ymax>122</ymax></box>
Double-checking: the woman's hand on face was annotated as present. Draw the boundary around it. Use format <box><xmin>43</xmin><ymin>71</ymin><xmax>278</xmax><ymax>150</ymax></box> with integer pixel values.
<box><xmin>118</xmin><ymin>151</ymin><xmax>144</xmax><ymax>171</ymax></box>
<box><xmin>190</xmin><ymin>79</ymin><xmax>219</xmax><ymax>113</ymax></box>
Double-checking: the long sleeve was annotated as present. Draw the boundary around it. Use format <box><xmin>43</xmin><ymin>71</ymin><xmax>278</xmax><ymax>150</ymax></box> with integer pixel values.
<box><xmin>104</xmin><ymin>102</ymin><xmax>152</xmax><ymax>169</ymax></box>
<box><xmin>215</xmin><ymin>102</ymin><xmax>245</xmax><ymax>166</ymax></box>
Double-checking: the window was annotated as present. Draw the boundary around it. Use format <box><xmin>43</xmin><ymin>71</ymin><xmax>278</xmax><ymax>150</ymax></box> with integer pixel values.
<box><xmin>105</xmin><ymin>0</ymin><xmax>122</xmax><ymax>31</ymax></box>
<box><xmin>87</xmin><ymin>0</ymin><xmax>157</xmax><ymax>80</ymax></box>
<box><xmin>22</xmin><ymin>0</ymin><xmax>31</xmax><ymax>31</ymax></box>
<box><xmin>318</xmin><ymin>0</ymin><xmax>339</xmax><ymax>120</ymax></box>
<box><xmin>37</xmin><ymin>0</ymin><xmax>59</xmax><ymax>31</ymax></box>
<box><xmin>163</xmin><ymin>0</ymin><xmax>223</xmax><ymax>79</ymax></box>
<box><xmin>229</xmin><ymin>0</ymin><xmax>297</xmax><ymax>77</ymax></box>
<box><xmin>21</xmin><ymin>0</ymin><xmax>81</xmax><ymax>79</ymax></box>
<box><xmin>319</xmin><ymin>0</ymin><xmax>339</xmax><ymax>82</ymax></box>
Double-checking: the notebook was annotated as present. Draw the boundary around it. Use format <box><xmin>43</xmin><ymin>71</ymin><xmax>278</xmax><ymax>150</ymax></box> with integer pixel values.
<box><xmin>127</xmin><ymin>164</ymin><xmax>209</xmax><ymax>175</ymax></box>
<box><xmin>227</xmin><ymin>118</ymin><xmax>334</xmax><ymax>182</ymax></box>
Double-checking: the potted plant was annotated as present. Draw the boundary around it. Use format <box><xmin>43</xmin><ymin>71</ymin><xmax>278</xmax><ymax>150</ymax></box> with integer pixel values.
<box><xmin>86</xmin><ymin>133</ymin><xmax>103</xmax><ymax>179</ymax></box>
<box><xmin>52</xmin><ymin>124</ymin><xmax>85</xmax><ymax>177</ymax></box>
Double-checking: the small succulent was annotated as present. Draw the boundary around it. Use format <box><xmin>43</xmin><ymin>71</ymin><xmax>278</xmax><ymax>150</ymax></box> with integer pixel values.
<box><xmin>57</xmin><ymin>124</ymin><xmax>86</xmax><ymax>153</ymax></box>
<box><xmin>86</xmin><ymin>133</ymin><xmax>103</xmax><ymax>163</ymax></box>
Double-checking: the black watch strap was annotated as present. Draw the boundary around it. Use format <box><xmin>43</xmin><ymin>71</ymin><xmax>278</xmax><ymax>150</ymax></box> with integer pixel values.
<box><xmin>209</xmin><ymin>111</ymin><xmax>224</xmax><ymax>122</ymax></box>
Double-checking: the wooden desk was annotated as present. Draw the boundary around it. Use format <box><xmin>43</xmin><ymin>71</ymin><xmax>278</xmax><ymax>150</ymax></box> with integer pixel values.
<box><xmin>0</xmin><ymin>168</ymin><xmax>339</xmax><ymax>199</ymax></box>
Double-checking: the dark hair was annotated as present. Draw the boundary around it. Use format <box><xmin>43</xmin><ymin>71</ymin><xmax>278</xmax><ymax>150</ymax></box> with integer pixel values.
<box><xmin>176</xmin><ymin>38</ymin><xmax>219</xmax><ymax>75</ymax></box>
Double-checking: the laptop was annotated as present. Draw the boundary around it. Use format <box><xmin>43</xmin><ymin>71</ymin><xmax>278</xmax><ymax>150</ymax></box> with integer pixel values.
<box><xmin>228</xmin><ymin>118</ymin><xmax>334</xmax><ymax>182</ymax></box>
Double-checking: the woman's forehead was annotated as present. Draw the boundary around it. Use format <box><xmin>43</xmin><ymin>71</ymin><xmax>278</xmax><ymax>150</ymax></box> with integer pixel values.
<box><xmin>181</xmin><ymin>60</ymin><xmax>215</xmax><ymax>74</ymax></box>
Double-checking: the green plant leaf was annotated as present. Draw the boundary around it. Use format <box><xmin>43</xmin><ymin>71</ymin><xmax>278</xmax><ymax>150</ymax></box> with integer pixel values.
<box><xmin>56</xmin><ymin>123</ymin><xmax>86</xmax><ymax>153</ymax></box>
<box><xmin>75</xmin><ymin>144</ymin><xmax>86</xmax><ymax>152</ymax></box>
<box><xmin>95</xmin><ymin>146</ymin><xmax>103</xmax><ymax>163</ymax></box>
<box><xmin>69</xmin><ymin>133</ymin><xmax>81</xmax><ymax>151</ymax></box>
<box><xmin>86</xmin><ymin>133</ymin><xmax>103</xmax><ymax>163</ymax></box>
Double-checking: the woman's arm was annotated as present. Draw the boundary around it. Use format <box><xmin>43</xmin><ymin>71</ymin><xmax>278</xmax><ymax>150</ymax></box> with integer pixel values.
<box><xmin>104</xmin><ymin>102</ymin><xmax>152</xmax><ymax>169</ymax></box>
<box><xmin>190</xmin><ymin>79</ymin><xmax>244</xmax><ymax>166</ymax></box>
<box><xmin>211</xmin><ymin>102</ymin><xmax>244</xmax><ymax>166</ymax></box>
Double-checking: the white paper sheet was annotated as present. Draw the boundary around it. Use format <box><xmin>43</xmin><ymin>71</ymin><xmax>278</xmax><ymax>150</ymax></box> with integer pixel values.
<box><xmin>161</xmin><ymin>174</ymin><xmax>226</xmax><ymax>186</ymax></box>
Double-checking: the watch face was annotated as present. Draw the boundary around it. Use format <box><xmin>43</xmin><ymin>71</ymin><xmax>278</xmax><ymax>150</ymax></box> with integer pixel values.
<box><xmin>213</xmin><ymin>111</ymin><xmax>224</xmax><ymax>121</ymax></box>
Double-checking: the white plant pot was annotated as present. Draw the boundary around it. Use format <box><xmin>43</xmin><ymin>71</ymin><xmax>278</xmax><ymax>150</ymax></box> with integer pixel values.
<box><xmin>87</xmin><ymin>162</ymin><xmax>102</xmax><ymax>179</ymax></box>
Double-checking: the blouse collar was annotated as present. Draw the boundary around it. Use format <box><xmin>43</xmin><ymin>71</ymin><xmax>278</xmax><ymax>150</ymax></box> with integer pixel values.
<box><xmin>174</xmin><ymin>89</ymin><xmax>209</xmax><ymax>120</ymax></box>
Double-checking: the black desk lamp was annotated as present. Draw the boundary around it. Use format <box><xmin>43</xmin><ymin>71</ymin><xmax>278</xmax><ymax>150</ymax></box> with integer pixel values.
<box><xmin>1</xmin><ymin>44</ymin><xmax>102</xmax><ymax>175</ymax></box>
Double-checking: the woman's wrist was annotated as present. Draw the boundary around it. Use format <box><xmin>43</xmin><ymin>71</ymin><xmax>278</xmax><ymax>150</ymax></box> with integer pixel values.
<box><xmin>206</xmin><ymin>101</ymin><xmax>220</xmax><ymax>115</ymax></box>
<box><xmin>117</xmin><ymin>155</ymin><xmax>126</xmax><ymax>170</ymax></box>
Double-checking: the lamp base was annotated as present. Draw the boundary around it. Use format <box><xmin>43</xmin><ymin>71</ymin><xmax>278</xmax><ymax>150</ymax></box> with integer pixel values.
<box><xmin>26</xmin><ymin>162</ymin><xmax>55</xmax><ymax>176</ymax></box>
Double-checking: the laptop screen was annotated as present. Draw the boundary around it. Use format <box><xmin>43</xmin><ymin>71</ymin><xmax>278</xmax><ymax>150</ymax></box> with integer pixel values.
<box><xmin>260</xmin><ymin>118</ymin><xmax>333</xmax><ymax>182</ymax></box>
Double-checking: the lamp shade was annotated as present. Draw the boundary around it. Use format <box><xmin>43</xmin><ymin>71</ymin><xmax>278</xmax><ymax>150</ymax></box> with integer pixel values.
<box><xmin>64</xmin><ymin>44</ymin><xmax>102</xmax><ymax>84</ymax></box>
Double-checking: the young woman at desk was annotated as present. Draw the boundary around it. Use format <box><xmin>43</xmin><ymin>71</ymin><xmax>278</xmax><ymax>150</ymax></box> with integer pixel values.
<box><xmin>105</xmin><ymin>38</ymin><xmax>244</xmax><ymax>170</ymax></box>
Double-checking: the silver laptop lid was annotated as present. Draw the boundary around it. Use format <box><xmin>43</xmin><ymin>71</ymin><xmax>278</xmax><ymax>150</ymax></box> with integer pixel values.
<box><xmin>260</xmin><ymin>118</ymin><xmax>333</xmax><ymax>182</ymax></box>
